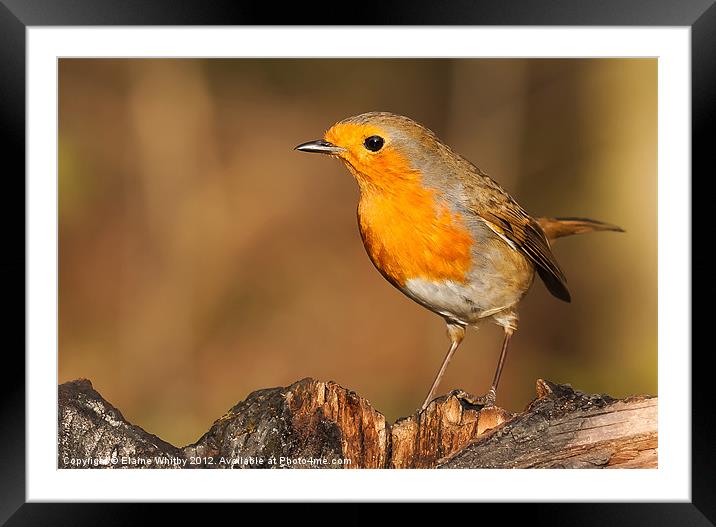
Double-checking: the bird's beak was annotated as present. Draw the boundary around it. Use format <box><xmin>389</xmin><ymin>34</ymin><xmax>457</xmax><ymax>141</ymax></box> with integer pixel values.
<box><xmin>294</xmin><ymin>139</ymin><xmax>346</xmax><ymax>155</ymax></box>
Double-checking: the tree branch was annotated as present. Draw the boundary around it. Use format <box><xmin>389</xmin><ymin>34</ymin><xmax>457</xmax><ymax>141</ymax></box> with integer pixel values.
<box><xmin>57</xmin><ymin>377</ymin><xmax>656</xmax><ymax>469</ymax></box>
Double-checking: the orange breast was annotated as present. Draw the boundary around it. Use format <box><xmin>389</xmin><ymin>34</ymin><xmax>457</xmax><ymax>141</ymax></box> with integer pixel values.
<box><xmin>326</xmin><ymin>124</ymin><xmax>474</xmax><ymax>287</ymax></box>
<box><xmin>357</xmin><ymin>185</ymin><xmax>474</xmax><ymax>287</ymax></box>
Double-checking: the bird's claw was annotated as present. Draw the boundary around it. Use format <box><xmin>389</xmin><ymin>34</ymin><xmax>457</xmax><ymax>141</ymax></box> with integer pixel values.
<box><xmin>450</xmin><ymin>388</ymin><xmax>496</xmax><ymax>409</ymax></box>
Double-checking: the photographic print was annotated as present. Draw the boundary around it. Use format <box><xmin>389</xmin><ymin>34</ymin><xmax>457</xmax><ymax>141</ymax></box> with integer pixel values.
<box><xmin>0</xmin><ymin>0</ymin><xmax>702</xmax><ymax>517</ymax></box>
<box><xmin>58</xmin><ymin>58</ymin><xmax>657</xmax><ymax>470</ymax></box>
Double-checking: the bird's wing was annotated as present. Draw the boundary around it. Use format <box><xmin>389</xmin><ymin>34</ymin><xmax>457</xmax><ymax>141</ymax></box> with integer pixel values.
<box><xmin>456</xmin><ymin>166</ymin><xmax>573</xmax><ymax>304</ymax></box>
<box><xmin>447</xmin><ymin>154</ymin><xmax>571</xmax><ymax>302</ymax></box>
<box><xmin>478</xmin><ymin>206</ymin><xmax>571</xmax><ymax>302</ymax></box>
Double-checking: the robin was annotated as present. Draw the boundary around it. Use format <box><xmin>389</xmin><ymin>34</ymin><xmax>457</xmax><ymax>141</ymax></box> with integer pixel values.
<box><xmin>295</xmin><ymin>112</ymin><xmax>623</xmax><ymax>411</ymax></box>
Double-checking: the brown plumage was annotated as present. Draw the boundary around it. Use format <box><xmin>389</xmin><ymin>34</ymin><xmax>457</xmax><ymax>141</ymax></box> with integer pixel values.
<box><xmin>538</xmin><ymin>217</ymin><xmax>625</xmax><ymax>241</ymax></box>
<box><xmin>296</xmin><ymin>112</ymin><xmax>623</xmax><ymax>410</ymax></box>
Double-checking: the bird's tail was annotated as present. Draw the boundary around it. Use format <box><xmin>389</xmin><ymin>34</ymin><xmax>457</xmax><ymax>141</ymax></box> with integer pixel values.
<box><xmin>537</xmin><ymin>217</ymin><xmax>624</xmax><ymax>242</ymax></box>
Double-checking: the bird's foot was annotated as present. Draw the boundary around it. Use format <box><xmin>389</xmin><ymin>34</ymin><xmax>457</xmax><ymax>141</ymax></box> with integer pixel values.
<box><xmin>450</xmin><ymin>387</ymin><xmax>496</xmax><ymax>409</ymax></box>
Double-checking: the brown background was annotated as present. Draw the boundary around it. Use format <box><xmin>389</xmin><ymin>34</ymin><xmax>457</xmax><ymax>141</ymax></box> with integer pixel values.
<box><xmin>59</xmin><ymin>59</ymin><xmax>657</xmax><ymax>447</ymax></box>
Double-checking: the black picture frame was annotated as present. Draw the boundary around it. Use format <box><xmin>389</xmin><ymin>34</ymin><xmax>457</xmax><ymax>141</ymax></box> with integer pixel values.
<box><xmin>4</xmin><ymin>0</ymin><xmax>709</xmax><ymax>524</ymax></box>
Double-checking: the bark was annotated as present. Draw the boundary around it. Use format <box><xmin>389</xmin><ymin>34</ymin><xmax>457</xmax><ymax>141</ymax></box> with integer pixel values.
<box><xmin>58</xmin><ymin>379</ymin><xmax>183</xmax><ymax>468</ymax></box>
<box><xmin>57</xmin><ymin>377</ymin><xmax>656</xmax><ymax>469</ymax></box>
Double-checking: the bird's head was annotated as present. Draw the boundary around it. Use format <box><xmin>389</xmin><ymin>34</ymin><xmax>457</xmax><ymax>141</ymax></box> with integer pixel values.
<box><xmin>295</xmin><ymin>112</ymin><xmax>445</xmax><ymax>193</ymax></box>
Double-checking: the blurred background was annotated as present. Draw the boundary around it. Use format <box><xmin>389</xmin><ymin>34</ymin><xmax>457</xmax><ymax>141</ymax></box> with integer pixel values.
<box><xmin>59</xmin><ymin>59</ymin><xmax>657</xmax><ymax>447</ymax></box>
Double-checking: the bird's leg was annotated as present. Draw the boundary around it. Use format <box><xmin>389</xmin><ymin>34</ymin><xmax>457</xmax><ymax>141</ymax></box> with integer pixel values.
<box><xmin>453</xmin><ymin>313</ymin><xmax>516</xmax><ymax>408</ymax></box>
<box><xmin>420</xmin><ymin>322</ymin><xmax>465</xmax><ymax>410</ymax></box>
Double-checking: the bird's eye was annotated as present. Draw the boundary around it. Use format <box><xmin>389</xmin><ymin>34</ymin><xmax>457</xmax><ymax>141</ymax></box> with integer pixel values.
<box><xmin>363</xmin><ymin>135</ymin><xmax>385</xmax><ymax>152</ymax></box>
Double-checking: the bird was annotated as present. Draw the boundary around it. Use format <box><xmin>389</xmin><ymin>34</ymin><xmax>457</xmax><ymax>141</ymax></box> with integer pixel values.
<box><xmin>295</xmin><ymin>112</ymin><xmax>623</xmax><ymax>411</ymax></box>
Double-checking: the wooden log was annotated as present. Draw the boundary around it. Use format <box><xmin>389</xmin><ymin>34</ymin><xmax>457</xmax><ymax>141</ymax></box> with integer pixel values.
<box><xmin>58</xmin><ymin>379</ymin><xmax>184</xmax><ymax>468</ymax></box>
<box><xmin>438</xmin><ymin>380</ymin><xmax>657</xmax><ymax>469</ymax></box>
<box><xmin>57</xmin><ymin>377</ymin><xmax>656</xmax><ymax>469</ymax></box>
<box><xmin>184</xmin><ymin>378</ymin><xmax>388</xmax><ymax>468</ymax></box>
